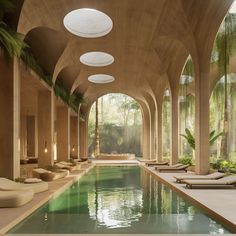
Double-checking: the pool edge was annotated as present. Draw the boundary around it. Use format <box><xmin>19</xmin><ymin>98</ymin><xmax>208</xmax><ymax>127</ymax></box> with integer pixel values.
<box><xmin>140</xmin><ymin>164</ymin><xmax>236</xmax><ymax>234</ymax></box>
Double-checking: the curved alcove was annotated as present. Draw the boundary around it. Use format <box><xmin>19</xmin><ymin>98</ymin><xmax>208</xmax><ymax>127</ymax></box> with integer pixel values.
<box><xmin>88</xmin><ymin>74</ymin><xmax>115</xmax><ymax>84</ymax></box>
<box><xmin>80</xmin><ymin>51</ymin><xmax>114</xmax><ymax>67</ymax></box>
<box><xmin>63</xmin><ymin>8</ymin><xmax>113</xmax><ymax>38</ymax></box>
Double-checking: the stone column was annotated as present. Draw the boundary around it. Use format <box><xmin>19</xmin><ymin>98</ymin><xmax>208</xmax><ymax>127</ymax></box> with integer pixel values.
<box><xmin>170</xmin><ymin>90</ymin><xmax>179</xmax><ymax>165</ymax></box>
<box><xmin>20</xmin><ymin>115</ymin><xmax>27</xmax><ymax>160</ymax></box>
<box><xmin>142</xmin><ymin>110</ymin><xmax>151</xmax><ymax>159</ymax></box>
<box><xmin>0</xmin><ymin>56</ymin><xmax>20</xmax><ymax>179</ymax></box>
<box><xmin>195</xmin><ymin>69</ymin><xmax>210</xmax><ymax>174</ymax></box>
<box><xmin>57</xmin><ymin>106</ymin><xmax>70</xmax><ymax>162</ymax></box>
<box><xmin>38</xmin><ymin>91</ymin><xmax>54</xmax><ymax>167</ymax></box>
<box><xmin>27</xmin><ymin>115</ymin><xmax>36</xmax><ymax>157</ymax></box>
<box><xmin>157</xmin><ymin>104</ymin><xmax>163</xmax><ymax>163</ymax></box>
<box><xmin>150</xmin><ymin>109</ymin><xmax>156</xmax><ymax>159</ymax></box>
<box><xmin>79</xmin><ymin>119</ymin><xmax>87</xmax><ymax>158</ymax></box>
<box><xmin>70</xmin><ymin>115</ymin><xmax>79</xmax><ymax>159</ymax></box>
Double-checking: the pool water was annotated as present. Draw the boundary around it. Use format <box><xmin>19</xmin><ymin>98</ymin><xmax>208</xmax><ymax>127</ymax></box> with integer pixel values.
<box><xmin>9</xmin><ymin>166</ymin><xmax>231</xmax><ymax>234</ymax></box>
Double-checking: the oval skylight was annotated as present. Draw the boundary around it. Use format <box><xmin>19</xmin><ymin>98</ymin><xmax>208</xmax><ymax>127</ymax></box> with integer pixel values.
<box><xmin>63</xmin><ymin>8</ymin><xmax>113</xmax><ymax>38</ymax></box>
<box><xmin>88</xmin><ymin>74</ymin><xmax>115</xmax><ymax>84</ymax></box>
<box><xmin>80</xmin><ymin>52</ymin><xmax>114</xmax><ymax>67</ymax></box>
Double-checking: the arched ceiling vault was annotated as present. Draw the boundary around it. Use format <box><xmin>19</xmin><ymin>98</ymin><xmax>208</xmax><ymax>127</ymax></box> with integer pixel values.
<box><xmin>18</xmin><ymin>0</ymin><xmax>233</xmax><ymax>107</ymax></box>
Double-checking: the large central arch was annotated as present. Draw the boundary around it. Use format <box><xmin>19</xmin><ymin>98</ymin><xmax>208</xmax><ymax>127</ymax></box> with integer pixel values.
<box><xmin>86</xmin><ymin>93</ymin><xmax>144</xmax><ymax>158</ymax></box>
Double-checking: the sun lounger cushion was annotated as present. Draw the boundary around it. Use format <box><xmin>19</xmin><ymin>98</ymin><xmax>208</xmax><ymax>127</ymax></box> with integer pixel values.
<box><xmin>0</xmin><ymin>190</ymin><xmax>34</xmax><ymax>208</ymax></box>
<box><xmin>155</xmin><ymin>163</ymin><xmax>183</xmax><ymax>169</ymax></box>
<box><xmin>24</xmin><ymin>178</ymin><xmax>42</xmax><ymax>183</ymax></box>
<box><xmin>155</xmin><ymin>164</ymin><xmax>189</xmax><ymax>173</ymax></box>
<box><xmin>138</xmin><ymin>158</ymin><xmax>157</xmax><ymax>162</ymax></box>
<box><xmin>185</xmin><ymin>175</ymin><xmax>236</xmax><ymax>186</ymax></box>
<box><xmin>174</xmin><ymin>172</ymin><xmax>227</xmax><ymax>183</ymax></box>
<box><xmin>32</xmin><ymin>168</ymin><xmax>68</xmax><ymax>181</ymax></box>
<box><xmin>0</xmin><ymin>178</ymin><xmax>48</xmax><ymax>193</ymax></box>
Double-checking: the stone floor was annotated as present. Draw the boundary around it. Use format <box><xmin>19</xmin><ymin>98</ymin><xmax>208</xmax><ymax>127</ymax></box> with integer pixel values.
<box><xmin>141</xmin><ymin>164</ymin><xmax>236</xmax><ymax>232</ymax></box>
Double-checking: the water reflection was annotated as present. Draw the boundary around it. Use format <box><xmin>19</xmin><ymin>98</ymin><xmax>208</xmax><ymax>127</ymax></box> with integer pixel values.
<box><xmin>8</xmin><ymin>166</ymin><xmax>231</xmax><ymax>234</ymax></box>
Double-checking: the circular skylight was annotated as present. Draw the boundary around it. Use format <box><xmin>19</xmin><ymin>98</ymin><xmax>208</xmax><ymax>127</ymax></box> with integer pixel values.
<box><xmin>80</xmin><ymin>52</ymin><xmax>114</xmax><ymax>67</ymax></box>
<box><xmin>63</xmin><ymin>8</ymin><xmax>113</xmax><ymax>38</ymax></box>
<box><xmin>229</xmin><ymin>1</ymin><xmax>236</xmax><ymax>13</ymax></box>
<box><xmin>88</xmin><ymin>74</ymin><xmax>115</xmax><ymax>84</ymax></box>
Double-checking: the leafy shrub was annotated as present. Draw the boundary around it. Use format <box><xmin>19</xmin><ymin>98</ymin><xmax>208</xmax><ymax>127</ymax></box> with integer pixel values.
<box><xmin>179</xmin><ymin>156</ymin><xmax>193</xmax><ymax>166</ymax></box>
<box><xmin>210</xmin><ymin>158</ymin><xmax>236</xmax><ymax>173</ymax></box>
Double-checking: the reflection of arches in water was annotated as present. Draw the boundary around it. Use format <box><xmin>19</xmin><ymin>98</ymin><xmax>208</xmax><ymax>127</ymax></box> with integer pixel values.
<box><xmin>87</xmin><ymin>93</ymin><xmax>143</xmax><ymax>157</ymax></box>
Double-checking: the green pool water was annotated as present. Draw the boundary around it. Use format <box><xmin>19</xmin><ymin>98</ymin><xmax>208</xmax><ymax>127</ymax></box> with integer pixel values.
<box><xmin>9</xmin><ymin>166</ymin><xmax>231</xmax><ymax>234</ymax></box>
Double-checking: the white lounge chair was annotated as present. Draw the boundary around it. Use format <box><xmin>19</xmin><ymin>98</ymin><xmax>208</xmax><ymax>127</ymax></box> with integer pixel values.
<box><xmin>0</xmin><ymin>178</ymin><xmax>48</xmax><ymax>193</ymax></box>
<box><xmin>174</xmin><ymin>172</ymin><xmax>227</xmax><ymax>183</ymax></box>
<box><xmin>0</xmin><ymin>190</ymin><xmax>34</xmax><ymax>207</ymax></box>
<box><xmin>32</xmin><ymin>168</ymin><xmax>69</xmax><ymax>181</ymax></box>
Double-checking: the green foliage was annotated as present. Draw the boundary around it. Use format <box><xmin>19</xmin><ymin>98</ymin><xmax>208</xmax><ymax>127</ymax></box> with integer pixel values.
<box><xmin>180</xmin><ymin>128</ymin><xmax>223</xmax><ymax>150</ymax></box>
<box><xmin>210</xmin><ymin>158</ymin><xmax>236</xmax><ymax>173</ymax></box>
<box><xmin>180</xmin><ymin>128</ymin><xmax>195</xmax><ymax>149</ymax></box>
<box><xmin>54</xmin><ymin>80</ymin><xmax>85</xmax><ymax>113</ymax></box>
<box><xmin>179</xmin><ymin>156</ymin><xmax>193</xmax><ymax>166</ymax></box>
<box><xmin>0</xmin><ymin>22</ymin><xmax>28</xmax><ymax>58</ymax></box>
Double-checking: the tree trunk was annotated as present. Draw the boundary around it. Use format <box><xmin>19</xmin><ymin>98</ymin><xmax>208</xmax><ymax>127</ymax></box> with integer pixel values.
<box><xmin>94</xmin><ymin>100</ymin><xmax>100</xmax><ymax>157</ymax></box>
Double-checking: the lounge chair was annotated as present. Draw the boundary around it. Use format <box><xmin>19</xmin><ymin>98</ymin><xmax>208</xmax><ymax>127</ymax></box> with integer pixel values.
<box><xmin>0</xmin><ymin>190</ymin><xmax>34</xmax><ymax>208</ymax></box>
<box><xmin>174</xmin><ymin>172</ymin><xmax>227</xmax><ymax>183</ymax></box>
<box><xmin>0</xmin><ymin>178</ymin><xmax>48</xmax><ymax>193</ymax></box>
<box><xmin>59</xmin><ymin>161</ymin><xmax>80</xmax><ymax>170</ymax></box>
<box><xmin>145</xmin><ymin>161</ymin><xmax>169</xmax><ymax>166</ymax></box>
<box><xmin>155</xmin><ymin>164</ymin><xmax>189</xmax><ymax>173</ymax></box>
<box><xmin>155</xmin><ymin>163</ymin><xmax>183</xmax><ymax>169</ymax></box>
<box><xmin>32</xmin><ymin>168</ymin><xmax>69</xmax><ymax>181</ymax></box>
<box><xmin>54</xmin><ymin>163</ymin><xmax>76</xmax><ymax>172</ymax></box>
<box><xmin>138</xmin><ymin>158</ymin><xmax>157</xmax><ymax>163</ymax></box>
<box><xmin>185</xmin><ymin>175</ymin><xmax>236</xmax><ymax>189</ymax></box>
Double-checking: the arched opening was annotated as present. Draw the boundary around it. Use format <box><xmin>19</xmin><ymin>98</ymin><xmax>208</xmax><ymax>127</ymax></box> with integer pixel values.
<box><xmin>209</xmin><ymin>6</ymin><xmax>236</xmax><ymax>171</ymax></box>
<box><xmin>88</xmin><ymin>93</ymin><xmax>143</xmax><ymax>158</ymax></box>
<box><xmin>162</xmin><ymin>89</ymin><xmax>171</xmax><ymax>161</ymax></box>
<box><xmin>178</xmin><ymin>56</ymin><xmax>195</xmax><ymax>162</ymax></box>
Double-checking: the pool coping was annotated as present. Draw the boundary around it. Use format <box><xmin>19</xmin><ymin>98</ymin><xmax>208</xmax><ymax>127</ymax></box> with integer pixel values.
<box><xmin>140</xmin><ymin>164</ymin><xmax>236</xmax><ymax>233</ymax></box>
<box><xmin>0</xmin><ymin>164</ymin><xmax>94</xmax><ymax>234</ymax></box>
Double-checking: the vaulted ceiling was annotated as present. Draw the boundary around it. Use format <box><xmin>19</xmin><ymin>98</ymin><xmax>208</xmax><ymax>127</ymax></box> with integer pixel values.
<box><xmin>17</xmin><ymin>0</ymin><xmax>233</xmax><ymax>108</ymax></box>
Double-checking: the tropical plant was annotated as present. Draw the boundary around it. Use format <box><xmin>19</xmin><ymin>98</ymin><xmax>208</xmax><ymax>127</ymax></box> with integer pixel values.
<box><xmin>179</xmin><ymin>156</ymin><xmax>193</xmax><ymax>166</ymax></box>
<box><xmin>0</xmin><ymin>0</ymin><xmax>28</xmax><ymax>59</ymax></box>
<box><xmin>214</xmin><ymin>13</ymin><xmax>236</xmax><ymax>159</ymax></box>
<box><xmin>180</xmin><ymin>128</ymin><xmax>223</xmax><ymax>150</ymax></box>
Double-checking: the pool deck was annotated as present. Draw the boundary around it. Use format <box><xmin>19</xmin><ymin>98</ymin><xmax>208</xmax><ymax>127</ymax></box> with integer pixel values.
<box><xmin>141</xmin><ymin>163</ymin><xmax>236</xmax><ymax>233</ymax></box>
<box><xmin>1</xmin><ymin>160</ymin><xmax>236</xmax><ymax>235</ymax></box>
<box><xmin>0</xmin><ymin>163</ymin><xmax>94</xmax><ymax>234</ymax></box>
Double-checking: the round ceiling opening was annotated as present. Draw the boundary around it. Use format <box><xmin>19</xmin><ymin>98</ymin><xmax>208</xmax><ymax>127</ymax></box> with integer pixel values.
<box><xmin>63</xmin><ymin>8</ymin><xmax>113</xmax><ymax>38</ymax></box>
<box><xmin>88</xmin><ymin>74</ymin><xmax>115</xmax><ymax>84</ymax></box>
<box><xmin>80</xmin><ymin>52</ymin><xmax>114</xmax><ymax>67</ymax></box>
